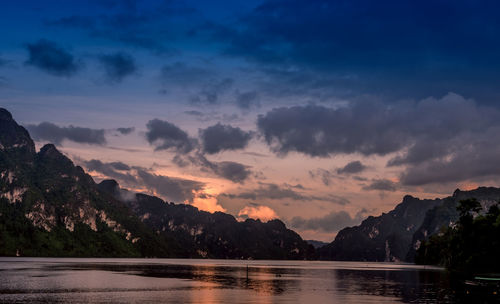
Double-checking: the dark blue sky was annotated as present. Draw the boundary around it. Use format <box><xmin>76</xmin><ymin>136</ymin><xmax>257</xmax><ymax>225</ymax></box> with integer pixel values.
<box><xmin>2</xmin><ymin>0</ymin><xmax>500</xmax><ymax>103</ymax></box>
<box><xmin>2</xmin><ymin>0</ymin><xmax>500</xmax><ymax>240</ymax></box>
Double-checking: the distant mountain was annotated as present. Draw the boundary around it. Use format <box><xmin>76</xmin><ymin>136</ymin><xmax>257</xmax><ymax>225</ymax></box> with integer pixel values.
<box><xmin>0</xmin><ymin>108</ymin><xmax>313</xmax><ymax>259</ymax></box>
<box><xmin>305</xmin><ymin>240</ymin><xmax>328</xmax><ymax>249</ymax></box>
<box><xmin>318</xmin><ymin>188</ymin><xmax>500</xmax><ymax>262</ymax></box>
<box><xmin>98</xmin><ymin>180</ymin><xmax>314</xmax><ymax>259</ymax></box>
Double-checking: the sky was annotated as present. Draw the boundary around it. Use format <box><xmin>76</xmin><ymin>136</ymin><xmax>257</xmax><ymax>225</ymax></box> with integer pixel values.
<box><xmin>2</xmin><ymin>0</ymin><xmax>500</xmax><ymax>241</ymax></box>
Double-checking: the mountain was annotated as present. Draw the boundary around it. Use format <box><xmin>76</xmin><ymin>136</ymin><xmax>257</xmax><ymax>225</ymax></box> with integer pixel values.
<box><xmin>406</xmin><ymin>187</ymin><xmax>500</xmax><ymax>261</ymax></box>
<box><xmin>318</xmin><ymin>195</ymin><xmax>441</xmax><ymax>261</ymax></box>
<box><xmin>98</xmin><ymin>180</ymin><xmax>314</xmax><ymax>259</ymax></box>
<box><xmin>305</xmin><ymin>240</ymin><xmax>328</xmax><ymax>249</ymax></box>
<box><xmin>319</xmin><ymin>188</ymin><xmax>500</xmax><ymax>262</ymax></box>
<box><xmin>0</xmin><ymin>108</ymin><xmax>313</xmax><ymax>259</ymax></box>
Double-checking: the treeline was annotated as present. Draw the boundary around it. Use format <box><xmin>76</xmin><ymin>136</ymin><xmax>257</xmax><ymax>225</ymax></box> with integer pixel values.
<box><xmin>416</xmin><ymin>198</ymin><xmax>500</xmax><ymax>275</ymax></box>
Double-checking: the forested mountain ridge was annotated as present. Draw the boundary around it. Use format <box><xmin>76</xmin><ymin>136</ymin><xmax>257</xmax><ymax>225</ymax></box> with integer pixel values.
<box><xmin>0</xmin><ymin>108</ymin><xmax>313</xmax><ymax>259</ymax></box>
<box><xmin>318</xmin><ymin>187</ymin><xmax>500</xmax><ymax>262</ymax></box>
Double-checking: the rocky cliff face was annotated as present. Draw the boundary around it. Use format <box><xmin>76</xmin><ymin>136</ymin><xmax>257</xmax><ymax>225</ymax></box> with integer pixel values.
<box><xmin>319</xmin><ymin>188</ymin><xmax>500</xmax><ymax>262</ymax></box>
<box><xmin>0</xmin><ymin>109</ymin><xmax>174</xmax><ymax>257</ymax></box>
<box><xmin>318</xmin><ymin>195</ymin><xmax>440</xmax><ymax>261</ymax></box>
<box><xmin>0</xmin><ymin>108</ymin><xmax>313</xmax><ymax>259</ymax></box>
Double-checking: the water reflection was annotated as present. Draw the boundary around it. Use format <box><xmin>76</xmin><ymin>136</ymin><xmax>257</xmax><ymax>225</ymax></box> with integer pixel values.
<box><xmin>0</xmin><ymin>258</ymin><xmax>496</xmax><ymax>303</ymax></box>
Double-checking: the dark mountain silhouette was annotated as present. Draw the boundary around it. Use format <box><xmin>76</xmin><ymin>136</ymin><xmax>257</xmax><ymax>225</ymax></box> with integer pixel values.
<box><xmin>318</xmin><ymin>188</ymin><xmax>500</xmax><ymax>262</ymax></box>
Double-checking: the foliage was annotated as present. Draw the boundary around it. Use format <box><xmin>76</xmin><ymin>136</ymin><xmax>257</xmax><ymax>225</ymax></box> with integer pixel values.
<box><xmin>415</xmin><ymin>199</ymin><xmax>500</xmax><ymax>275</ymax></box>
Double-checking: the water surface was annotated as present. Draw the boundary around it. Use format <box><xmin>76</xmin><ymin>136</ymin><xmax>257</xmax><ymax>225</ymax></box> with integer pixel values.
<box><xmin>0</xmin><ymin>258</ymin><xmax>471</xmax><ymax>303</ymax></box>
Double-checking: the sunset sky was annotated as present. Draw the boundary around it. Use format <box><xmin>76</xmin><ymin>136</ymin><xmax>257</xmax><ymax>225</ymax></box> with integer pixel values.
<box><xmin>2</xmin><ymin>0</ymin><xmax>500</xmax><ymax>241</ymax></box>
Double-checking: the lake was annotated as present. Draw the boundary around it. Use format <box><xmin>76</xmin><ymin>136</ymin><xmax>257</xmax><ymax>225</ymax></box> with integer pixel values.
<box><xmin>0</xmin><ymin>258</ymin><xmax>486</xmax><ymax>303</ymax></box>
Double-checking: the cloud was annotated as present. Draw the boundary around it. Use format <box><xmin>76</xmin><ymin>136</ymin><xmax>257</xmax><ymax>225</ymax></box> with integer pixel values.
<box><xmin>176</xmin><ymin>153</ymin><xmax>252</xmax><ymax>183</ymax></box>
<box><xmin>337</xmin><ymin>161</ymin><xmax>366</xmax><ymax>175</ymax></box>
<box><xmin>204</xmin><ymin>0</ymin><xmax>500</xmax><ymax>101</ymax></box>
<box><xmin>258</xmin><ymin>93</ymin><xmax>500</xmax><ymax>186</ymax></box>
<box><xmin>209</xmin><ymin>161</ymin><xmax>251</xmax><ymax>183</ymax></box>
<box><xmin>45</xmin><ymin>1</ymin><xmax>198</xmax><ymax>54</ymax></box>
<box><xmin>221</xmin><ymin>182</ymin><xmax>350</xmax><ymax>205</ymax></box>
<box><xmin>309</xmin><ymin>168</ymin><xmax>335</xmax><ymax>186</ymax></box>
<box><xmin>199</xmin><ymin>123</ymin><xmax>253</xmax><ymax>154</ymax></box>
<box><xmin>136</xmin><ymin>168</ymin><xmax>204</xmax><ymax>203</ymax></box>
<box><xmin>291</xmin><ymin>210</ymin><xmax>366</xmax><ymax>233</ymax></box>
<box><xmin>25</xmin><ymin>39</ymin><xmax>79</xmax><ymax>76</ymax></box>
<box><xmin>82</xmin><ymin>159</ymin><xmax>137</xmax><ymax>184</ymax></box>
<box><xmin>235</xmin><ymin>90</ymin><xmax>259</xmax><ymax>109</ymax></box>
<box><xmin>192</xmin><ymin>195</ymin><xmax>226</xmax><ymax>213</ymax></box>
<box><xmin>116</xmin><ymin>127</ymin><xmax>135</xmax><ymax>135</ymax></box>
<box><xmin>79</xmin><ymin>158</ymin><xmax>205</xmax><ymax>203</ymax></box>
<box><xmin>145</xmin><ymin>119</ymin><xmax>196</xmax><ymax>153</ymax></box>
<box><xmin>257</xmin><ymin>102</ymin><xmax>409</xmax><ymax>157</ymax></box>
<box><xmin>98</xmin><ymin>52</ymin><xmax>137</xmax><ymax>83</ymax></box>
<box><xmin>238</xmin><ymin>205</ymin><xmax>278</xmax><ymax>222</ymax></box>
<box><xmin>26</xmin><ymin>122</ymin><xmax>106</xmax><ymax>145</ymax></box>
<box><xmin>362</xmin><ymin>179</ymin><xmax>398</xmax><ymax>192</ymax></box>
<box><xmin>398</xmin><ymin>136</ymin><xmax>500</xmax><ymax>186</ymax></box>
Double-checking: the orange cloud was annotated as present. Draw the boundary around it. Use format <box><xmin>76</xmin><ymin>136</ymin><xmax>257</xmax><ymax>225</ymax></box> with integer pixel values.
<box><xmin>191</xmin><ymin>193</ymin><xmax>226</xmax><ymax>213</ymax></box>
<box><xmin>238</xmin><ymin>205</ymin><xmax>279</xmax><ymax>222</ymax></box>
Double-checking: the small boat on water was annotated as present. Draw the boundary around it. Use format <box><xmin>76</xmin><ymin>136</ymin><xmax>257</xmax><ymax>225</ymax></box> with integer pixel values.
<box><xmin>463</xmin><ymin>274</ymin><xmax>500</xmax><ymax>298</ymax></box>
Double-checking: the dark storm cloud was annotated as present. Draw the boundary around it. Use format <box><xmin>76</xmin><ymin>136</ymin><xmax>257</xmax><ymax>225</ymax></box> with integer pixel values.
<box><xmin>199</xmin><ymin>123</ymin><xmax>253</xmax><ymax>154</ymax></box>
<box><xmin>398</xmin><ymin>133</ymin><xmax>500</xmax><ymax>186</ymax></box>
<box><xmin>363</xmin><ymin>179</ymin><xmax>398</xmax><ymax>192</ymax></box>
<box><xmin>221</xmin><ymin>182</ymin><xmax>350</xmax><ymax>205</ymax></box>
<box><xmin>337</xmin><ymin>161</ymin><xmax>366</xmax><ymax>175</ymax></box>
<box><xmin>145</xmin><ymin>119</ymin><xmax>197</xmax><ymax>153</ymax></box>
<box><xmin>98</xmin><ymin>52</ymin><xmax>137</xmax><ymax>83</ymax></box>
<box><xmin>235</xmin><ymin>90</ymin><xmax>259</xmax><ymax>109</ymax></box>
<box><xmin>204</xmin><ymin>0</ymin><xmax>500</xmax><ymax>101</ymax></box>
<box><xmin>257</xmin><ymin>102</ymin><xmax>408</xmax><ymax>157</ymax></box>
<box><xmin>136</xmin><ymin>168</ymin><xmax>204</xmax><ymax>202</ymax></box>
<box><xmin>291</xmin><ymin>210</ymin><xmax>366</xmax><ymax>233</ymax></box>
<box><xmin>27</xmin><ymin>122</ymin><xmax>106</xmax><ymax>145</ymax></box>
<box><xmin>116</xmin><ymin>127</ymin><xmax>135</xmax><ymax>135</ymax></box>
<box><xmin>258</xmin><ymin>93</ymin><xmax>500</xmax><ymax>186</ymax></box>
<box><xmin>25</xmin><ymin>39</ymin><xmax>79</xmax><ymax>76</ymax></box>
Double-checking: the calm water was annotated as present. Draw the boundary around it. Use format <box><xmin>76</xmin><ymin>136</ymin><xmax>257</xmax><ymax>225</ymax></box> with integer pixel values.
<box><xmin>0</xmin><ymin>257</ymin><xmax>485</xmax><ymax>303</ymax></box>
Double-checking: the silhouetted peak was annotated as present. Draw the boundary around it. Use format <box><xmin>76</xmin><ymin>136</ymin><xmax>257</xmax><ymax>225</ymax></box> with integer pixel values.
<box><xmin>98</xmin><ymin>179</ymin><xmax>120</xmax><ymax>195</ymax></box>
<box><xmin>453</xmin><ymin>188</ymin><xmax>461</xmax><ymax>197</ymax></box>
<box><xmin>39</xmin><ymin>144</ymin><xmax>61</xmax><ymax>157</ymax></box>
<box><xmin>0</xmin><ymin>108</ymin><xmax>36</xmax><ymax>156</ymax></box>
<box><xmin>100</xmin><ymin>179</ymin><xmax>119</xmax><ymax>189</ymax></box>
<box><xmin>0</xmin><ymin>108</ymin><xmax>13</xmax><ymax>121</ymax></box>
<box><xmin>402</xmin><ymin>194</ymin><xmax>415</xmax><ymax>202</ymax></box>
